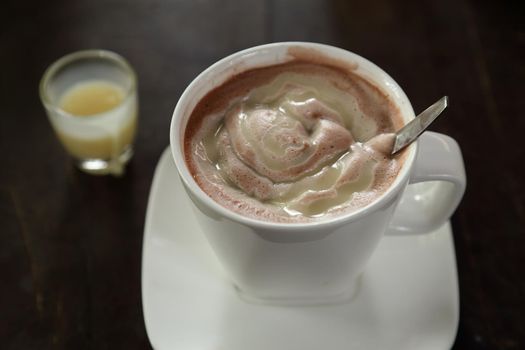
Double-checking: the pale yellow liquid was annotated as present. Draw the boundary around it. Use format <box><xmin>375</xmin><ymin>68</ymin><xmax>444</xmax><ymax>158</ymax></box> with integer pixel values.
<box><xmin>56</xmin><ymin>80</ymin><xmax>137</xmax><ymax>159</ymax></box>
<box><xmin>60</xmin><ymin>80</ymin><xmax>124</xmax><ymax>116</ymax></box>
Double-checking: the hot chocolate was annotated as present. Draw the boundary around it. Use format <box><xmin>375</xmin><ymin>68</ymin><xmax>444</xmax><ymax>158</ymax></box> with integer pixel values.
<box><xmin>184</xmin><ymin>60</ymin><xmax>405</xmax><ymax>222</ymax></box>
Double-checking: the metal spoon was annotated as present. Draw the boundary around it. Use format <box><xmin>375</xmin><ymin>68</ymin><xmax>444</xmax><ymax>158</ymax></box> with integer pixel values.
<box><xmin>391</xmin><ymin>96</ymin><xmax>448</xmax><ymax>154</ymax></box>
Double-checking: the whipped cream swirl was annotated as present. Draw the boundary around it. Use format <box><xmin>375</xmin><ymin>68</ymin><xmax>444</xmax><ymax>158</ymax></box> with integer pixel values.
<box><xmin>198</xmin><ymin>73</ymin><xmax>397</xmax><ymax>217</ymax></box>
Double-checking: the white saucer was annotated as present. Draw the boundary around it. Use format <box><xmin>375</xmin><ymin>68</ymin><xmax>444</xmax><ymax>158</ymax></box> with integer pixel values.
<box><xmin>142</xmin><ymin>148</ymin><xmax>459</xmax><ymax>350</ymax></box>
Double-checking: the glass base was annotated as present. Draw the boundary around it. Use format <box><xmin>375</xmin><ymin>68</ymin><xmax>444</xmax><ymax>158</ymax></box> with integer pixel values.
<box><xmin>75</xmin><ymin>146</ymin><xmax>133</xmax><ymax>176</ymax></box>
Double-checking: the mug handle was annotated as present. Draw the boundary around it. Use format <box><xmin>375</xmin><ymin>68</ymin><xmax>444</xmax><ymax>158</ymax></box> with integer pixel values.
<box><xmin>387</xmin><ymin>131</ymin><xmax>466</xmax><ymax>235</ymax></box>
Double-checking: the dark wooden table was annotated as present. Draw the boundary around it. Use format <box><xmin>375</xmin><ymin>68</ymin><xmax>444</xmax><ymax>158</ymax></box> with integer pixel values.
<box><xmin>1</xmin><ymin>0</ymin><xmax>523</xmax><ymax>348</ymax></box>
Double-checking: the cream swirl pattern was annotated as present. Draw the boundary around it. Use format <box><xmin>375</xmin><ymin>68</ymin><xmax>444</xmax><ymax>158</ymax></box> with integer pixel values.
<box><xmin>198</xmin><ymin>73</ymin><xmax>393</xmax><ymax>217</ymax></box>
<box><xmin>184</xmin><ymin>61</ymin><xmax>404</xmax><ymax>222</ymax></box>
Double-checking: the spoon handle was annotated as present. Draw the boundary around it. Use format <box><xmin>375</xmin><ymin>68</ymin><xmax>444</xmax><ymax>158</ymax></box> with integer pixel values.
<box><xmin>392</xmin><ymin>96</ymin><xmax>448</xmax><ymax>154</ymax></box>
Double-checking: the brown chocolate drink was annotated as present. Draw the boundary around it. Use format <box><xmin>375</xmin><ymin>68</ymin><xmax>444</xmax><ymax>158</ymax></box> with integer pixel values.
<box><xmin>183</xmin><ymin>59</ymin><xmax>406</xmax><ymax>223</ymax></box>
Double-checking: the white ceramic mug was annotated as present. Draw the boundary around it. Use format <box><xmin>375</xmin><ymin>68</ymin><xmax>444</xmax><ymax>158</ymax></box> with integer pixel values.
<box><xmin>170</xmin><ymin>42</ymin><xmax>466</xmax><ymax>304</ymax></box>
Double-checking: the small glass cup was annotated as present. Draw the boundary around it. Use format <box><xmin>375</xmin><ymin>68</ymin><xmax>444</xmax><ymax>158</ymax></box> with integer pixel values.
<box><xmin>40</xmin><ymin>49</ymin><xmax>138</xmax><ymax>176</ymax></box>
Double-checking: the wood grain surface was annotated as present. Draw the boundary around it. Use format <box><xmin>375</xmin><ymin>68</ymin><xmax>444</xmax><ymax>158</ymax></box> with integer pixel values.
<box><xmin>1</xmin><ymin>0</ymin><xmax>523</xmax><ymax>348</ymax></box>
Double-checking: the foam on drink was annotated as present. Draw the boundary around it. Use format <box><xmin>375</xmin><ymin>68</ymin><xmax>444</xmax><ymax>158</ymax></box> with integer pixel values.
<box><xmin>185</xmin><ymin>61</ymin><xmax>405</xmax><ymax>222</ymax></box>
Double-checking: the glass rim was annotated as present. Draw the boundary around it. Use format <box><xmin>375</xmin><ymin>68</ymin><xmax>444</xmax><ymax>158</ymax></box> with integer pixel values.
<box><xmin>39</xmin><ymin>49</ymin><xmax>137</xmax><ymax>121</ymax></box>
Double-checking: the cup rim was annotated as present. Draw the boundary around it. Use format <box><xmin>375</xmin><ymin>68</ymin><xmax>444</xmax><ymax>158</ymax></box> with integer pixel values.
<box><xmin>39</xmin><ymin>49</ymin><xmax>137</xmax><ymax>121</ymax></box>
<box><xmin>170</xmin><ymin>42</ymin><xmax>417</xmax><ymax>231</ymax></box>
